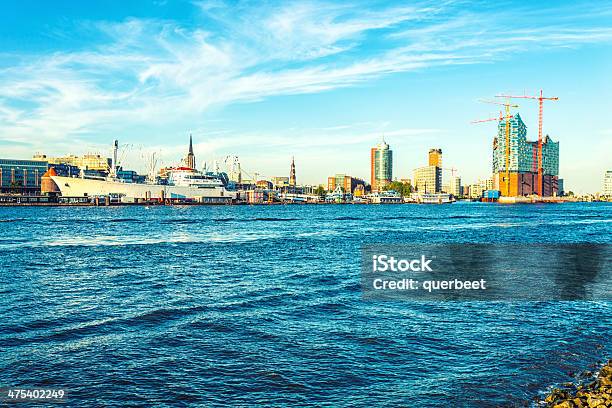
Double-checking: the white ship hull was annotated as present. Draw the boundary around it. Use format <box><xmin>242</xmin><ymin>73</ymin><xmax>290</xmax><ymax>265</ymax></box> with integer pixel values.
<box><xmin>51</xmin><ymin>175</ymin><xmax>235</xmax><ymax>202</ymax></box>
<box><xmin>408</xmin><ymin>193</ymin><xmax>454</xmax><ymax>204</ymax></box>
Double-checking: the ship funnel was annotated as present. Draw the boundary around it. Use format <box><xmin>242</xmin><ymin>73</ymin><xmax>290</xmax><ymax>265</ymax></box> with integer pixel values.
<box><xmin>41</xmin><ymin>167</ymin><xmax>60</xmax><ymax>194</ymax></box>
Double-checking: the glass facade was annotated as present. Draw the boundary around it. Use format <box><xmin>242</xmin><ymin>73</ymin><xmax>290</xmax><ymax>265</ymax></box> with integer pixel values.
<box><xmin>372</xmin><ymin>142</ymin><xmax>392</xmax><ymax>190</ymax></box>
<box><xmin>493</xmin><ymin>113</ymin><xmax>559</xmax><ymax>176</ymax></box>
<box><xmin>0</xmin><ymin>159</ymin><xmax>49</xmax><ymax>194</ymax></box>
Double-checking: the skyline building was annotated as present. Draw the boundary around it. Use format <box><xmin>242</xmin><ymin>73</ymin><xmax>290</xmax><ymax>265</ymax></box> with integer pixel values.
<box><xmin>327</xmin><ymin>174</ymin><xmax>366</xmax><ymax>194</ymax></box>
<box><xmin>186</xmin><ymin>134</ymin><xmax>196</xmax><ymax>169</ymax></box>
<box><xmin>492</xmin><ymin>113</ymin><xmax>560</xmax><ymax>196</ymax></box>
<box><xmin>413</xmin><ymin>165</ymin><xmax>442</xmax><ymax>193</ymax></box>
<box><xmin>271</xmin><ymin>176</ymin><xmax>289</xmax><ymax>188</ymax></box>
<box><xmin>428</xmin><ymin>148</ymin><xmax>442</xmax><ymax>167</ymax></box>
<box><xmin>443</xmin><ymin>175</ymin><xmax>461</xmax><ymax>197</ymax></box>
<box><xmin>604</xmin><ymin>170</ymin><xmax>612</xmax><ymax>196</ymax></box>
<box><xmin>34</xmin><ymin>153</ymin><xmax>111</xmax><ymax>172</ymax></box>
<box><xmin>370</xmin><ymin>138</ymin><xmax>392</xmax><ymax>192</ymax></box>
<box><xmin>414</xmin><ymin>148</ymin><xmax>443</xmax><ymax>193</ymax></box>
<box><xmin>0</xmin><ymin>159</ymin><xmax>48</xmax><ymax>195</ymax></box>
<box><xmin>468</xmin><ymin>178</ymin><xmax>493</xmax><ymax>199</ymax></box>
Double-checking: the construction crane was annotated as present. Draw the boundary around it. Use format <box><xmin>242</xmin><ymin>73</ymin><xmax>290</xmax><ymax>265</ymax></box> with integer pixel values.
<box><xmin>442</xmin><ymin>167</ymin><xmax>457</xmax><ymax>177</ymax></box>
<box><xmin>471</xmin><ymin>113</ymin><xmax>504</xmax><ymax>193</ymax></box>
<box><xmin>496</xmin><ymin>90</ymin><xmax>558</xmax><ymax>196</ymax></box>
<box><xmin>473</xmin><ymin>101</ymin><xmax>519</xmax><ymax>196</ymax></box>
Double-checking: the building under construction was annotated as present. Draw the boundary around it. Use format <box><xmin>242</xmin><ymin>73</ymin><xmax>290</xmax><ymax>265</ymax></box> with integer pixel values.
<box><xmin>492</xmin><ymin>113</ymin><xmax>559</xmax><ymax>196</ymax></box>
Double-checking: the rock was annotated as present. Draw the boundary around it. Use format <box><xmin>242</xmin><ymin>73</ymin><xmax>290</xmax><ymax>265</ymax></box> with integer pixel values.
<box><xmin>564</xmin><ymin>382</ymin><xmax>577</xmax><ymax>388</ymax></box>
<box><xmin>586</xmin><ymin>395</ymin><xmax>605</xmax><ymax>407</ymax></box>
<box><xmin>547</xmin><ymin>388</ymin><xmax>570</xmax><ymax>404</ymax></box>
<box><xmin>541</xmin><ymin>361</ymin><xmax>612</xmax><ymax>407</ymax></box>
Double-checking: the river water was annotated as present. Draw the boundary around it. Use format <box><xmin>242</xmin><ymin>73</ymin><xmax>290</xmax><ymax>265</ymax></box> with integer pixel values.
<box><xmin>0</xmin><ymin>202</ymin><xmax>610</xmax><ymax>407</ymax></box>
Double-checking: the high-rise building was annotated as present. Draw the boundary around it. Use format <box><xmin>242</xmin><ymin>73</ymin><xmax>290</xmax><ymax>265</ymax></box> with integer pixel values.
<box><xmin>289</xmin><ymin>157</ymin><xmax>296</xmax><ymax>186</ymax></box>
<box><xmin>186</xmin><ymin>134</ymin><xmax>196</xmax><ymax>169</ymax></box>
<box><xmin>492</xmin><ymin>113</ymin><xmax>560</xmax><ymax>196</ymax></box>
<box><xmin>413</xmin><ymin>165</ymin><xmax>442</xmax><ymax>193</ymax></box>
<box><xmin>428</xmin><ymin>148</ymin><xmax>442</xmax><ymax>167</ymax></box>
<box><xmin>604</xmin><ymin>171</ymin><xmax>612</xmax><ymax>196</ymax></box>
<box><xmin>370</xmin><ymin>138</ymin><xmax>392</xmax><ymax>192</ymax></box>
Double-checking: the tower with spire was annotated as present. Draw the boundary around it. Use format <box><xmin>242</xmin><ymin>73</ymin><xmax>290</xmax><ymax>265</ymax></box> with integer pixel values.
<box><xmin>289</xmin><ymin>157</ymin><xmax>296</xmax><ymax>186</ymax></box>
<box><xmin>186</xmin><ymin>134</ymin><xmax>196</xmax><ymax>169</ymax></box>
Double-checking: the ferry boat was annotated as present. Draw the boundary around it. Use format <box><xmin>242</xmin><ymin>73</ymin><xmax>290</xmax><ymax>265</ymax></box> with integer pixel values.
<box><xmin>367</xmin><ymin>191</ymin><xmax>403</xmax><ymax>204</ymax></box>
<box><xmin>409</xmin><ymin>192</ymin><xmax>454</xmax><ymax>204</ymax></box>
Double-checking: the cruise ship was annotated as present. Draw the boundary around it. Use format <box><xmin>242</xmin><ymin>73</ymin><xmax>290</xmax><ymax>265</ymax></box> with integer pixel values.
<box><xmin>45</xmin><ymin>138</ymin><xmax>235</xmax><ymax>203</ymax></box>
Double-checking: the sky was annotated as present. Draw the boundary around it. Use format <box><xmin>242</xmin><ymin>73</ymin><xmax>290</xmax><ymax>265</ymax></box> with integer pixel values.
<box><xmin>0</xmin><ymin>0</ymin><xmax>611</xmax><ymax>193</ymax></box>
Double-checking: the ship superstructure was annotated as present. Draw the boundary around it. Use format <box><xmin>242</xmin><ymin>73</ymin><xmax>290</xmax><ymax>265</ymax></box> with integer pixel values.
<box><xmin>48</xmin><ymin>138</ymin><xmax>234</xmax><ymax>203</ymax></box>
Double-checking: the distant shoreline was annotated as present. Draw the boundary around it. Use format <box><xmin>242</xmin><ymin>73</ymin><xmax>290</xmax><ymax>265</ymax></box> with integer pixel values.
<box><xmin>0</xmin><ymin>201</ymin><xmax>591</xmax><ymax>207</ymax></box>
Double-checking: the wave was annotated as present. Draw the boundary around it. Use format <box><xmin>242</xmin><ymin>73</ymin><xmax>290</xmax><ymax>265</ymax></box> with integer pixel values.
<box><xmin>214</xmin><ymin>217</ymin><xmax>298</xmax><ymax>222</ymax></box>
<box><xmin>160</xmin><ymin>218</ymin><xmax>194</xmax><ymax>224</ymax></box>
<box><xmin>252</xmin><ymin>217</ymin><xmax>298</xmax><ymax>222</ymax></box>
<box><xmin>108</xmin><ymin>218</ymin><xmax>141</xmax><ymax>223</ymax></box>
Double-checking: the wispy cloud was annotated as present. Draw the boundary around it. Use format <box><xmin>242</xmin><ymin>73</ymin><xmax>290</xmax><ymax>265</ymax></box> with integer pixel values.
<box><xmin>0</xmin><ymin>0</ymin><xmax>611</xmax><ymax>165</ymax></box>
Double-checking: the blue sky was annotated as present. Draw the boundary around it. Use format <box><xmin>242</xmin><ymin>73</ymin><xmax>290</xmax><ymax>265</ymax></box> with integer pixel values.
<box><xmin>0</xmin><ymin>0</ymin><xmax>611</xmax><ymax>193</ymax></box>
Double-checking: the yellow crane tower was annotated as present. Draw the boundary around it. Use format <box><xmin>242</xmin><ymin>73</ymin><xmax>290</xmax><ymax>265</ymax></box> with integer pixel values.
<box><xmin>472</xmin><ymin>101</ymin><xmax>519</xmax><ymax>196</ymax></box>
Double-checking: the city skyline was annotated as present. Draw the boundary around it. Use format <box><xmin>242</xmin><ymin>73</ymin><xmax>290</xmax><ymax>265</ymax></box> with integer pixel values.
<box><xmin>1</xmin><ymin>1</ymin><xmax>611</xmax><ymax>193</ymax></box>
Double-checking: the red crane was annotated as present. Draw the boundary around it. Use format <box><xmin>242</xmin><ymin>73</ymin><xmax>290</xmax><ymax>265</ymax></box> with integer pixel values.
<box><xmin>471</xmin><ymin>111</ymin><xmax>503</xmax><ymax>124</ymax></box>
<box><xmin>496</xmin><ymin>90</ymin><xmax>559</xmax><ymax>196</ymax></box>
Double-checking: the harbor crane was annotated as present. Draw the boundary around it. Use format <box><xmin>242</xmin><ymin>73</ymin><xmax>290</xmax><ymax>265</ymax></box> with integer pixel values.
<box><xmin>495</xmin><ymin>90</ymin><xmax>559</xmax><ymax>196</ymax></box>
<box><xmin>442</xmin><ymin>167</ymin><xmax>457</xmax><ymax>177</ymax></box>
<box><xmin>222</xmin><ymin>155</ymin><xmax>263</xmax><ymax>186</ymax></box>
<box><xmin>472</xmin><ymin>101</ymin><xmax>519</xmax><ymax>197</ymax></box>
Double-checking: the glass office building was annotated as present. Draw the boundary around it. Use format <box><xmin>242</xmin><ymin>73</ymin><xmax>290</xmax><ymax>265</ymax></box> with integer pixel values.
<box><xmin>370</xmin><ymin>139</ymin><xmax>392</xmax><ymax>192</ymax></box>
<box><xmin>492</xmin><ymin>113</ymin><xmax>559</xmax><ymax>176</ymax></box>
<box><xmin>0</xmin><ymin>159</ymin><xmax>49</xmax><ymax>194</ymax></box>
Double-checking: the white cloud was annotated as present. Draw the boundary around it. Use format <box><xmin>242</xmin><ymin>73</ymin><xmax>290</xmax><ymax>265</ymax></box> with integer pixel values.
<box><xmin>0</xmin><ymin>0</ymin><xmax>611</xmax><ymax>189</ymax></box>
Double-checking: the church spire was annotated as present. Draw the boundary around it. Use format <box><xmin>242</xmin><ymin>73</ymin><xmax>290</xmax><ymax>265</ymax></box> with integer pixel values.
<box><xmin>289</xmin><ymin>156</ymin><xmax>296</xmax><ymax>187</ymax></box>
<box><xmin>186</xmin><ymin>133</ymin><xmax>196</xmax><ymax>169</ymax></box>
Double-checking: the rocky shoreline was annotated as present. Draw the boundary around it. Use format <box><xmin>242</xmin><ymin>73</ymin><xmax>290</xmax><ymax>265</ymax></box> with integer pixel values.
<box><xmin>539</xmin><ymin>360</ymin><xmax>611</xmax><ymax>407</ymax></box>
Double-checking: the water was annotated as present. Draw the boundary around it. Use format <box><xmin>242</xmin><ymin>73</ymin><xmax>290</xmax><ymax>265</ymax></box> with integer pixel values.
<box><xmin>0</xmin><ymin>202</ymin><xmax>610</xmax><ymax>407</ymax></box>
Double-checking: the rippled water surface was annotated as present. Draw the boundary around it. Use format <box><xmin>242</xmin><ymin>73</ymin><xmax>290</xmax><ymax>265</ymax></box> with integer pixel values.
<box><xmin>0</xmin><ymin>202</ymin><xmax>610</xmax><ymax>407</ymax></box>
